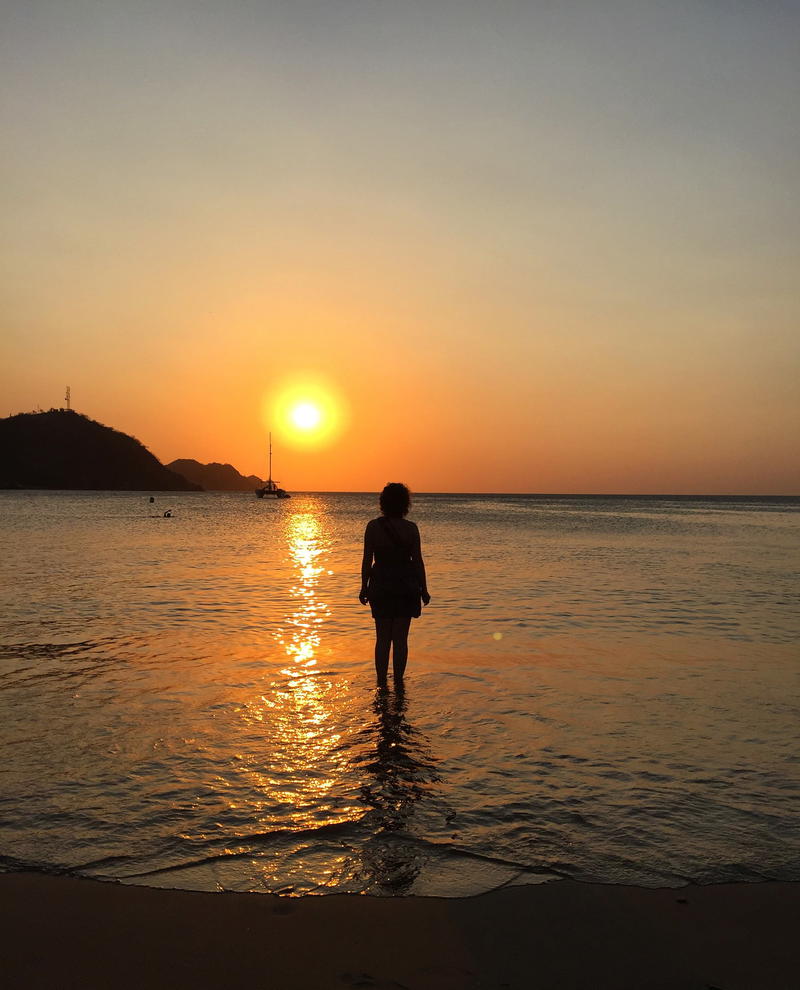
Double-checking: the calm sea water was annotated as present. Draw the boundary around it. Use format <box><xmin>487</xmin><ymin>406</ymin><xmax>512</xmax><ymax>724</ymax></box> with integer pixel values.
<box><xmin>1</xmin><ymin>491</ymin><xmax>798</xmax><ymax>895</ymax></box>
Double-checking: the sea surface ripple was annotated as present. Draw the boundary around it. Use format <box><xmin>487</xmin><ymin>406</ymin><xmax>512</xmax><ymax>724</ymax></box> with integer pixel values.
<box><xmin>1</xmin><ymin>492</ymin><xmax>798</xmax><ymax>895</ymax></box>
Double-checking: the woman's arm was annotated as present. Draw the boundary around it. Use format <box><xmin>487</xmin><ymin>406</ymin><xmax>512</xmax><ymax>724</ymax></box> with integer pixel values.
<box><xmin>411</xmin><ymin>525</ymin><xmax>431</xmax><ymax>606</ymax></box>
<box><xmin>359</xmin><ymin>523</ymin><xmax>373</xmax><ymax>604</ymax></box>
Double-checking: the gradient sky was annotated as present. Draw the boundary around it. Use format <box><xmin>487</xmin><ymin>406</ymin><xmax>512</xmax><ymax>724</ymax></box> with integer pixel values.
<box><xmin>2</xmin><ymin>1</ymin><xmax>798</xmax><ymax>493</ymax></box>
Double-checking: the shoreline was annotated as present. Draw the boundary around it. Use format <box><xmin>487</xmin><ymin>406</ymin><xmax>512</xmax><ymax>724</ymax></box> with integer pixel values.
<box><xmin>2</xmin><ymin>872</ymin><xmax>798</xmax><ymax>989</ymax></box>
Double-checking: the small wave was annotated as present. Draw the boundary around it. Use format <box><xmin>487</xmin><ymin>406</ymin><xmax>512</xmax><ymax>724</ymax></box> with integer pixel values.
<box><xmin>53</xmin><ymin>824</ymin><xmax>562</xmax><ymax>898</ymax></box>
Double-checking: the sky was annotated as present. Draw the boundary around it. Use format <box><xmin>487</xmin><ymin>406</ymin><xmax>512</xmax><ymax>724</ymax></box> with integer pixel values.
<box><xmin>2</xmin><ymin>0</ymin><xmax>798</xmax><ymax>493</ymax></box>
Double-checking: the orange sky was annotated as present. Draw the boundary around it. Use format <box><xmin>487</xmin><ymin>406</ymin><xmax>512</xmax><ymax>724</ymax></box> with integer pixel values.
<box><xmin>2</xmin><ymin>2</ymin><xmax>798</xmax><ymax>493</ymax></box>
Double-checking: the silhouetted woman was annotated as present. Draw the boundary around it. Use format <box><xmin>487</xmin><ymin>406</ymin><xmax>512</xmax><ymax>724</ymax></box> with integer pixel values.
<box><xmin>359</xmin><ymin>483</ymin><xmax>430</xmax><ymax>683</ymax></box>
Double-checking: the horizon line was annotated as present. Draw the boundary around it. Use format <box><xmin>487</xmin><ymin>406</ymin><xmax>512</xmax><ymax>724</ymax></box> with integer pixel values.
<box><xmin>5</xmin><ymin>489</ymin><xmax>796</xmax><ymax>499</ymax></box>
<box><xmin>295</xmin><ymin>490</ymin><xmax>800</xmax><ymax>499</ymax></box>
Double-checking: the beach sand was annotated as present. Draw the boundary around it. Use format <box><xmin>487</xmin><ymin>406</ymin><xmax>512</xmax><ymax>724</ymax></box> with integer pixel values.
<box><xmin>1</xmin><ymin>872</ymin><xmax>797</xmax><ymax>989</ymax></box>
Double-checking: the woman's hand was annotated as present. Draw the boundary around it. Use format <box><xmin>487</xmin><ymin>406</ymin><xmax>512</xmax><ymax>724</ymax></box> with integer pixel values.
<box><xmin>421</xmin><ymin>591</ymin><xmax>431</xmax><ymax>607</ymax></box>
<box><xmin>359</xmin><ymin>587</ymin><xmax>369</xmax><ymax>605</ymax></box>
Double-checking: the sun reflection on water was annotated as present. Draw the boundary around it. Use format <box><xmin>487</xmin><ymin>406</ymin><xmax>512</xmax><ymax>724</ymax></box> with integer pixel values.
<box><xmin>229</xmin><ymin>502</ymin><xmax>363</xmax><ymax>880</ymax></box>
<box><xmin>274</xmin><ymin>509</ymin><xmax>331</xmax><ymax>670</ymax></box>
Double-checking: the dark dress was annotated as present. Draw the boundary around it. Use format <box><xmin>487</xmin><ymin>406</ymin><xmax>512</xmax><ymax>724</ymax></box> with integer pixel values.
<box><xmin>368</xmin><ymin>521</ymin><xmax>422</xmax><ymax>620</ymax></box>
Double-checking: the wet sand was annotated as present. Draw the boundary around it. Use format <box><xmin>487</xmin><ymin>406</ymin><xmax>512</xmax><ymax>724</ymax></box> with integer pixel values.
<box><xmin>2</xmin><ymin>872</ymin><xmax>798</xmax><ymax>989</ymax></box>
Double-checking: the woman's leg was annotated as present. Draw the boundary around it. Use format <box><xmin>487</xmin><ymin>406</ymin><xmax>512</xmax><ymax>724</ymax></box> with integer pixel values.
<box><xmin>390</xmin><ymin>616</ymin><xmax>412</xmax><ymax>680</ymax></box>
<box><xmin>374</xmin><ymin>617</ymin><xmax>393</xmax><ymax>683</ymax></box>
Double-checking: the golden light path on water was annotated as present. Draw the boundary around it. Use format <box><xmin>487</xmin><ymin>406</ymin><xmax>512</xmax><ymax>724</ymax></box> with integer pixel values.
<box><xmin>229</xmin><ymin>506</ymin><xmax>364</xmax><ymax>890</ymax></box>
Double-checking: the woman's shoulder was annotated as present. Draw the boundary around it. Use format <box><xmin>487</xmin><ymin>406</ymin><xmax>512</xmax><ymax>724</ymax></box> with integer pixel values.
<box><xmin>396</xmin><ymin>517</ymin><xmax>420</xmax><ymax>538</ymax></box>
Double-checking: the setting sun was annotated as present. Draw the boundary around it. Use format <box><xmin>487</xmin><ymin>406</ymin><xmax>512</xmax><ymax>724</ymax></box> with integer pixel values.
<box><xmin>266</xmin><ymin>376</ymin><xmax>348</xmax><ymax>450</ymax></box>
<box><xmin>291</xmin><ymin>402</ymin><xmax>322</xmax><ymax>431</ymax></box>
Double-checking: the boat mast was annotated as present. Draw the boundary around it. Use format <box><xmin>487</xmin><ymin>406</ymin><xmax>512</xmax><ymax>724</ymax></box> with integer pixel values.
<box><xmin>268</xmin><ymin>432</ymin><xmax>273</xmax><ymax>486</ymax></box>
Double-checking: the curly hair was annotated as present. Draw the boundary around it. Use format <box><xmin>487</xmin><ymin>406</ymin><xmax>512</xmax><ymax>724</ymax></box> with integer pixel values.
<box><xmin>379</xmin><ymin>482</ymin><xmax>411</xmax><ymax>518</ymax></box>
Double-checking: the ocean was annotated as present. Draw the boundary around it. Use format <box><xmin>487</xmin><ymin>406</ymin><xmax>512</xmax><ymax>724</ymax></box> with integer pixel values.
<box><xmin>1</xmin><ymin>491</ymin><xmax>798</xmax><ymax>895</ymax></box>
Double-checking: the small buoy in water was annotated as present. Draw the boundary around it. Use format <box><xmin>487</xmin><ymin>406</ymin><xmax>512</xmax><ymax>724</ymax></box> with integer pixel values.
<box><xmin>163</xmin><ymin>510</ymin><xmax>172</xmax><ymax>518</ymax></box>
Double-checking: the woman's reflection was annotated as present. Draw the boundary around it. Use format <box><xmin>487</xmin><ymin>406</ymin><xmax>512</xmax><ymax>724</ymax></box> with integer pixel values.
<box><xmin>357</xmin><ymin>685</ymin><xmax>439</xmax><ymax>893</ymax></box>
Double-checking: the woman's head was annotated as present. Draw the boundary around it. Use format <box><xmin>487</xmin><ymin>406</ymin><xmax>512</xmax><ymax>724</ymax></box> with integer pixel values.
<box><xmin>379</xmin><ymin>482</ymin><xmax>411</xmax><ymax>518</ymax></box>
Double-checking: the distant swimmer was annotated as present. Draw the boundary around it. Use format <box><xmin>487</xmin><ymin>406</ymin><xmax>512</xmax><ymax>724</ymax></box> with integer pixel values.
<box><xmin>149</xmin><ymin>497</ymin><xmax>155</xmax><ymax>503</ymax></box>
<box><xmin>359</xmin><ymin>483</ymin><xmax>430</xmax><ymax>685</ymax></box>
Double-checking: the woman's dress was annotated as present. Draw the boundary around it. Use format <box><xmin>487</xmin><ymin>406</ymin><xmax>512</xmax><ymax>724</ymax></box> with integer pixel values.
<box><xmin>368</xmin><ymin>526</ymin><xmax>422</xmax><ymax>619</ymax></box>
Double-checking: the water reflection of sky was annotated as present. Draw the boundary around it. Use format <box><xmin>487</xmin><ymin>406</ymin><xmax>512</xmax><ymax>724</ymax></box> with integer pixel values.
<box><xmin>4</xmin><ymin>493</ymin><xmax>797</xmax><ymax>894</ymax></box>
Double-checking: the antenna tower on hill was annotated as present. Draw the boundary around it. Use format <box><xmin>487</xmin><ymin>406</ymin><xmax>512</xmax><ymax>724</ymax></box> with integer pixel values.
<box><xmin>65</xmin><ymin>386</ymin><xmax>71</xmax><ymax>411</ymax></box>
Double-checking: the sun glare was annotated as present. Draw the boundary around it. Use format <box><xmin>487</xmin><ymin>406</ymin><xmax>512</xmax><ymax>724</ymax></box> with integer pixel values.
<box><xmin>265</xmin><ymin>377</ymin><xmax>348</xmax><ymax>449</ymax></box>
<box><xmin>291</xmin><ymin>402</ymin><xmax>322</xmax><ymax>431</ymax></box>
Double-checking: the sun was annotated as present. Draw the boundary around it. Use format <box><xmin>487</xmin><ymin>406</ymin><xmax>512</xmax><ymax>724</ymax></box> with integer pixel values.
<box><xmin>290</xmin><ymin>401</ymin><xmax>322</xmax><ymax>431</ymax></box>
<box><xmin>265</xmin><ymin>376</ymin><xmax>348</xmax><ymax>449</ymax></box>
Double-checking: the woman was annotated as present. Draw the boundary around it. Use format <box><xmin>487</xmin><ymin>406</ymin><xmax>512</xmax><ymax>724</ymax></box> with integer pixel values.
<box><xmin>359</xmin><ymin>483</ymin><xmax>430</xmax><ymax>683</ymax></box>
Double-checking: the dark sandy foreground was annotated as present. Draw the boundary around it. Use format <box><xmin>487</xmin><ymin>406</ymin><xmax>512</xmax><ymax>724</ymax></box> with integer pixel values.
<box><xmin>1</xmin><ymin>873</ymin><xmax>798</xmax><ymax>989</ymax></box>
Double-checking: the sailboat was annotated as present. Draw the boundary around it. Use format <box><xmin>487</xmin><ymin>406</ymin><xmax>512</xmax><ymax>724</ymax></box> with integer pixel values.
<box><xmin>255</xmin><ymin>433</ymin><xmax>291</xmax><ymax>499</ymax></box>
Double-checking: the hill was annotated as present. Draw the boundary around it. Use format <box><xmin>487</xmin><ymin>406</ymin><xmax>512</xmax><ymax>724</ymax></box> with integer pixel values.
<box><xmin>167</xmin><ymin>459</ymin><xmax>264</xmax><ymax>491</ymax></box>
<box><xmin>0</xmin><ymin>410</ymin><xmax>202</xmax><ymax>491</ymax></box>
